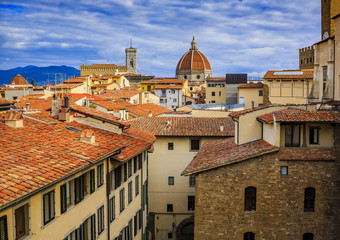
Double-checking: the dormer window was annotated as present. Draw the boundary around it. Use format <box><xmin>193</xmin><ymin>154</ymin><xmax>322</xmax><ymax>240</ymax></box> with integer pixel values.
<box><xmin>285</xmin><ymin>124</ymin><xmax>300</xmax><ymax>147</ymax></box>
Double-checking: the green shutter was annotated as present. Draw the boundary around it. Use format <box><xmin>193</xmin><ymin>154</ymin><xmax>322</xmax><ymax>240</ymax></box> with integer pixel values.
<box><xmin>60</xmin><ymin>184</ymin><xmax>66</xmax><ymax>213</ymax></box>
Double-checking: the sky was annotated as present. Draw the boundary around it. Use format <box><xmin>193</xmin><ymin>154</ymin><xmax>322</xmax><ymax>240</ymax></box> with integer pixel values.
<box><xmin>0</xmin><ymin>0</ymin><xmax>321</xmax><ymax>78</ymax></box>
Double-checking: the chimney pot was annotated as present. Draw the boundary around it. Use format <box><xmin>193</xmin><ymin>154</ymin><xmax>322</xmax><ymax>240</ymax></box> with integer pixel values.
<box><xmin>148</xmin><ymin>111</ymin><xmax>152</xmax><ymax>117</ymax></box>
<box><xmin>80</xmin><ymin>129</ymin><xmax>95</xmax><ymax>144</ymax></box>
<box><xmin>167</xmin><ymin>118</ymin><xmax>171</xmax><ymax>125</ymax></box>
<box><xmin>220</xmin><ymin>123</ymin><xmax>224</xmax><ymax>131</ymax></box>
<box><xmin>26</xmin><ymin>102</ymin><xmax>30</xmax><ymax>111</ymax></box>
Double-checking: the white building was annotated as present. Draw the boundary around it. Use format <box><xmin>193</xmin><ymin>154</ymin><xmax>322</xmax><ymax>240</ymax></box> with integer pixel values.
<box><xmin>154</xmin><ymin>85</ymin><xmax>183</xmax><ymax>110</ymax></box>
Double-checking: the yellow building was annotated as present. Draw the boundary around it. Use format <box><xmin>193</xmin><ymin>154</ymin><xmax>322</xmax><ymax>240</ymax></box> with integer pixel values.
<box><xmin>237</xmin><ymin>83</ymin><xmax>263</xmax><ymax>108</ymax></box>
<box><xmin>128</xmin><ymin>116</ymin><xmax>234</xmax><ymax>240</ymax></box>
<box><xmin>205</xmin><ymin>77</ymin><xmax>226</xmax><ymax>104</ymax></box>
<box><xmin>0</xmin><ymin>105</ymin><xmax>155</xmax><ymax>240</ymax></box>
<box><xmin>263</xmin><ymin>70</ymin><xmax>313</xmax><ymax>105</ymax></box>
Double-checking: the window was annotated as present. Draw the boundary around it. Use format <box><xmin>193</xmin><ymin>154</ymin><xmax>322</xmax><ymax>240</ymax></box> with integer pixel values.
<box><xmin>245</xmin><ymin>187</ymin><xmax>256</xmax><ymax>211</ymax></box>
<box><xmin>168</xmin><ymin>233</ymin><xmax>173</xmax><ymax>238</ymax></box>
<box><xmin>196</xmin><ymin>75</ymin><xmax>200</xmax><ymax>79</ymax></box>
<box><xmin>43</xmin><ymin>190</ymin><xmax>55</xmax><ymax>225</ymax></box>
<box><xmin>138</xmin><ymin>154</ymin><xmax>142</xmax><ymax>170</ymax></box>
<box><xmin>162</xmin><ymin>90</ymin><xmax>166</xmax><ymax>97</ymax></box>
<box><xmin>303</xmin><ymin>233</ymin><xmax>314</xmax><ymax>240</ymax></box>
<box><xmin>61</xmin><ymin>181</ymin><xmax>73</xmax><ymax>214</ymax></box>
<box><xmin>147</xmin><ymin>85</ymin><xmax>151</xmax><ymax>91</ymax></box>
<box><xmin>259</xmin><ymin>90</ymin><xmax>263</xmax><ymax>96</ymax></box>
<box><xmin>304</xmin><ymin>187</ymin><xmax>315</xmax><ymax>212</ymax></box>
<box><xmin>0</xmin><ymin>215</ymin><xmax>8</xmax><ymax>240</ymax></box>
<box><xmin>190</xmin><ymin>139</ymin><xmax>200</xmax><ymax>151</ymax></box>
<box><xmin>109</xmin><ymin>196</ymin><xmax>115</xmax><ymax>222</ymax></box>
<box><xmin>189</xmin><ymin>176</ymin><xmax>195</xmax><ymax>187</ymax></box>
<box><xmin>168</xmin><ymin>177</ymin><xmax>174</xmax><ymax>185</ymax></box>
<box><xmin>188</xmin><ymin>196</ymin><xmax>195</xmax><ymax>211</ymax></box>
<box><xmin>171</xmin><ymin>90</ymin><xmax>175</xmax><ymax>94</ymax></box>
<box><xmin>133</xmin><ymin>157</ymin><xmax>137</xmax><ymax>173</ymax></box>
<box><xmin>128</xmin><ymin>160</ymin><xmax>132</xmax><ymax>178</ymax></box>
<box><xmin>167</xmin><ymin>204</ymin><xmax>173</xmax><ymax>212</ymax></box>
<box><xmin>124</xmin><ymin>163</ymin><xmax>128</xmax><ymax>182</ymax></box>
<box><xmin>173</xmin><ymin>98</ymin><xmax>177</xmax><ymax>103</ymax></box>
<box><xmin>285</xmin><ymin>125</ymin><xmax>300</xmax><ymax>147</ymax></box>
<box><xmin>77</xmin><ymin>214</ymin><xmax>96</xmax><ymax>240</ymax></box>
<box><xmin>168</xmin><ymin>142</ymin><xmax>174</xmax><ymax>150</ymax></box>
<box><xmin>211</xmin><ymin>100</ymin><xmax>215</xmax><ymax>103</ymax></box>
<box><xmin>211</xmin><ymin>92</ymin><xmax>215</xmax><ymax>96</ymax></box>
<box><xmin>128</xmin><ymin>219</ymin><xmax>133</xmax><ymax>240</ymax></box>
<box><xmin>323</xmin><ymin>67</ymin><xmax>327</xmax><ymax>81</ymax></box>
<box><xmin>90</xmin><ymin>169</ymin><xmax>95</xmax><ymax>193</ymax></box>
<box><xmin>128</xmin><ymin>181</ymin><xmax>133</xmax><ymax>203</ymax></box>
<box><xmin>97</xmin><ymin>164</ymin><xmax>104</xmax><ymax>187</ymax></box>
<box><xmin>135</xmin><ymin>175</ymin><xmax>139</xmax><ymax>196</ymax></box>
<box><xmin>281</xmin><ymin>166</ymin><xmax>288</xmax><ymax>176</ymax></box>
<box><xmin>98</xmin><ymin>205</ymin><xmax>104</xmax><ymax>235</ymax></box>
<box><xmin>244</xmin><ymin>232</ymin><xmax>255</xmax><ymax>240</ymax></box>
<box><xmin>309</xmin><ymin>127</ymin><xmax>319</xmax><ymax>144</ymax></box>
<box><xmin>75</xmin><ymin>175</ymin><xmax>85</xmax><ymax>204</ymax></box>
<box><xmin>120</xmin><ymin>188</ymin><xmax>125</xmax><ymax>213</ymax></box>
<box><xmin>184</xmin><ymin>75</ymin><xmax>187</xmax><ymax>79</ymax></box>
<box><xmin>219</xmin><ymin>91</ymin><xmax>221</xmax><ymax>96</ymax></box>
<box><xmin>115</xmin><ymin>166</ymin><xmax>122</xmax><ymax>189</ymax></box>
<box><xmin>15</xmin><ymin>204</ymin><xmax>29</xmax><ymax>239</ymax></box>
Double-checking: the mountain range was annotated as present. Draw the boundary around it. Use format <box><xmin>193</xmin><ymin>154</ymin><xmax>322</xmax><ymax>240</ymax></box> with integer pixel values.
<box><xmin>0</xmin><ymin>65</ymin><xmax>80</xmax><ymax>86</ymax></box>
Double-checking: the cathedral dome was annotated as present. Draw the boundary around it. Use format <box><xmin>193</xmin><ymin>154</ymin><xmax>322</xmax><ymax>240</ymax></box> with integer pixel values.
<box><xmin>176</xmin><ymin>37</ymin><xmax>212</xmax><ymax>81</ymax></box>
<box><xmin>9</xmin><ymin>74</ymin><xmax>28</xmax><ymax>85</ymax></box>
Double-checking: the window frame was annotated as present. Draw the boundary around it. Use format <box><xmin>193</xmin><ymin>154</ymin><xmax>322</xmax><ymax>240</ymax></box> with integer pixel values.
<box><xmin>109</xmin><ymin>196</ymin><xmax>115</xmax><ymax>223</ymax></box>
<box><xmin>244</xmin><ymin>232</ymin><xmax>255</xmax><ymax>240</ymax></box>
<box><xmin>168</xmin><ymin>142</ymin><xmax>174</xmax><ymax>150</ymax></box>
<box><xmin>189</xmin><ymin>175</ymin><xmax>195</xmax><ymax>187</ymax></box>
<box><xmin>97</xmin><ymin>164</ymin><xmax>104</xmax><ymax>188</ymax></box>
<box><xmin>304</xmin><ymin>187</ymin><xmax>315</xmax><ymax>212</ymax></box>
<box><xmin>280</xmin><ymin>166</ymin><xmax>288</xmax><ymax>176</ymax></box>
<box><xmin>190</xmin><ymin>139</ymin><xmax>200</xmax><ymax>151</ymax></box>
<box><xmin>120</xmin><ymin>188</ymin><xmax>125</xmax><ymax>213</ymax></box>
<box><xmin>0</xmin><ymin>215</ymin><xmax>8</xmax><ymax>240</ymax></box>
<box><xmin>97</xmin><ymin>205</ymin><xmax>104</xmax><ymax>236</ymax></box>
<box><xmin>284</xmin><ymin>124</ymin><xmax>300</xmax><ymax>147</ymax></box>
<box><xmin>303</xmin><ymin>233</ymin><xmax>314</xmax><ymax>240</ymax></box>
<box><xmin>168</xmin><ymin>176</ymin><xmax>174</xmax><ymax>185</ymax></box>
<box><xmin>309</xmin><ymin>126</ymin><xmax>319</xmax><ymax>145</ymax></box>
<box><xmin>167</xmin><ymin>204</ymin><xmax>173</xmax><ymax>212</ymax></box>
<box><xmin>244</xmin><ymin>186</ymin><xmax>256</xmax><ymax>211</ymax></box>
<box><xmin>43</xmin><ymin>190</ymin><xmax>55</xmax><ymax>225</ymax></box>
<box><xmin>128</xmin><ymin>181</ymin><xmax>133</xmax><ymax>204</ymax></box>
<box><xmin>14</xmin><ymin>203</ymin><xmax>29</xmax><ymax>240</ymax></box>
<box><xmin>135</xmin><ymin>175</ymin><xmax>139</xmax><ymax>196</ymax></box>
<box><xmin>188</xmin><ymin>196</ymin><xmax>195</xmax><ymax>211</ymax></box>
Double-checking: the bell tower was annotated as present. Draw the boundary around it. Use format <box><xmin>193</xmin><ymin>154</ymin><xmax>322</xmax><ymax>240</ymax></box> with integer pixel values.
<box><xmin>125</xmin><ymin>40</ymin><xmax>137</xmax><ymax>74</ymax></box>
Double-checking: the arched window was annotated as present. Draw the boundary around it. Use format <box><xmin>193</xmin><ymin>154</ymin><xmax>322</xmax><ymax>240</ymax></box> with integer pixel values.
<box><xmin>244</xmin><ymin>187</ymin><xmax>256</xmax><ymax>211</ymax></box>
<box><xmin>304</xmin><ymin>187</ymin><xmax>315</xmax><ymax>212</ymax></box>
<box><xmin>303</xmin><ymin>233</ymin><xmax>314</xmax><ymax>240</ymax></box>
<box><xmin>244</xmin><ymin>232</ymin><xmax>255</xmax><ymax>240</ymax></box>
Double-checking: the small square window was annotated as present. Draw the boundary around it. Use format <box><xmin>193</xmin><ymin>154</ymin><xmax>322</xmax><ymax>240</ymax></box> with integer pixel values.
<box><xmin>190</xmin><ymin>139</ymin><xmax>200</xmax><ymax>151</ymax></box>
<box><xmin>259</xmin><ymin>90</ymin><xmax>263</xmax><ymax>96</ymax></box>
<box><xmin>212</xmin><ymin>92</ymin><xmax>215</xmax><ymax>96</ymax></box>
<box><xmin>167</xmin><ymin>204</ymin><xmax>173</xmax><ymax>212</ymax></box>
<box><xmin>281</xmin><ymin>166</ymin><xmax>288</xmax><ymax>176</ymax></box>
<box><xmin>168</xmin><ymin>143</ymin><xmax>174</xmax><ymax>150</ymax></box>
<box><xmin>168</xmin><ymin>177</ymin><xmax>174</xmax><ymax>185</ymax></box>
<box><xmin>168</xmin><ymin>233</ymin><xmax>173</xmax><ymax>238</ymax></box>
<box><xmin>189</xmin><ymin>176</ymin><xmax>195</xmax><ymax>187</ymax></box>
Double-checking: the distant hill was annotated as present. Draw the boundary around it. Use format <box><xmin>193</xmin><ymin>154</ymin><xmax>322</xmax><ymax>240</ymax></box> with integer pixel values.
<box><xmin>0</xmin><ymin>65</ymin><xmax>80</xmax><ymax>86</ymax></box>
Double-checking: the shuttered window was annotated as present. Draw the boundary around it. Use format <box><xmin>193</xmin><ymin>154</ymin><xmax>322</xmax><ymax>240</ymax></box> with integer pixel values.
<box><xmin>90</xmin><ymin>169</ymin><xmax>95</xmax><ymax>193</ymax></box>
<box><xmin>43</xmin><ymin>190</ymin><xmax>55</xmax><ymax>225</ymax></box>
<box><xmin>0</xmin><ymin>215</ymin><xmax>8</xmax><ymax>240</ymax></box>
<box><xmin>75</xmin><ymin>175</ymin><xmax>85</xmax><ymax>204</ymax></box>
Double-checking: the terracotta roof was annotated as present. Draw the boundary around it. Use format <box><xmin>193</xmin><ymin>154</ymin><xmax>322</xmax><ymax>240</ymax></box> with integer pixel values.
<box><xmin>182</xmin><ymin>138</ymin><xmax>278</xmax><ymax>175</ymax></box>
<box><xmin>229</xmin><ymin>105</ymin><xmax>273</xmax><ymax>118</ymax></box>
<box><xmin>0</xmin><ymin>98</ymin><xmax>10</xmax><ymax>103</ymax></box>
<box><xmin>63</xmin><ymin>78</ymin><xmax>86</xmax><ymax>83</ymax></box>
<box><xmin>256</xmin><ymin>112</ymin><xmax>274</xmax><ymax>124</ymax></box>
<box><xmin>155</xmin><ymin>78</ymin><xmax>187</xmax><ymax>84</ymax></box>
<box><xmin>279</xmin><ymin>148</ymin><xmax>336</xmax><ymax>161</ymax></box>
<box><xmin>51</xmin><ymin>83</ymin><xmax>83</xmax><ymax>89</ymax></box>
<box><xmin>206</xmin><ymin>78</ymin><xmax>226</xmax><ymax>82</ymax></box>
<box><xmin>70</xmin><ymin>105</ymin><xmax>129</xmax><ymax>127</ymax></box>
<box><xmin>263</xmin><ymin>70</ymin><xmax>313</xmax><ymax>79</ymax></box>
<box><xmin>127</xmin><ymin>116</ymin><xmax>234</xmax><ymax>137</ymax></box>
<box><xmin>15</xmin><ymin>98</ymin><xmax>52</xmax><ymax>111</ymax></box>
<box><xmin>176</xmin><ymin>50</ymin><xmax>211</xmax><ymax>71</ymax></box>
<box><xmin>90</xmin><ymin>99</ymin><xmax>133</xmax><ymax>111</ymax></box>
<box><xmin>92</xmin><ymin>82</ymin><xmax>117</xmax><ymax>88</ymax></box>
<box><xmin>98</xmin><ymin>90</ymin><xmax>141</xmax><ymax>99</ymax></box>
<box><xmin>9</xmin><ymin>75</ymin><xmax>28</xmax><ymax>85</ymax></box>
<box><xmin>273</xmin><ymin>108</ymin><xmax>339</xmax><ymax>123</ymax></box>
<box><xmin>125</xmin><ymin>104</ymin><xmax>172</xmax><ymax>117</ymax></box>
<box><xmin>88</xmin><ymin>64</ymin><xmax>117</xmax><ymax>66</ymax></box>
<box><xmin>238</xmin><ymin>83</ymin><xmax>263</xmax><ymax>88</ymax></box>
<box><xmin>154</xmin><ymin>85</ymin><xmax>183</xmax><ymax>90</ymax></box>
<box><xmin>0</xmin><ymin>111</ymin><xmax>154</xmax><ymax>208</ymax></box>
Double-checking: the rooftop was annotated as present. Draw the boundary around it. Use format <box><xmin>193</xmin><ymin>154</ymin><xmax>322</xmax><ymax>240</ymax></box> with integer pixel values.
<box><xmin>127</xmin><ymin>116</ymin><xmax>234</xmax><ymax>137</ymax></box>
<box><xmin>238</xmin><ymin>83</ymin><xmax>263</xmax><ymax>88</ymax></box>
<box><xmin>182</xmin><ymin>138</ymin><xmax>278</xmax><ymax>175</ymax></box>
<box><xmin>264</xmin><ymin>69</ymin><xmax>314</xmax><ymax>79</ymax></box>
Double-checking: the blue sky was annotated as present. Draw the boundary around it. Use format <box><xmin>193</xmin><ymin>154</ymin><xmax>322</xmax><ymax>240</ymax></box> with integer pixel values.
<box><xmin>0</xmin><ymin>0</ymin><xmax>321</xmax><ymax>78</ymax></box>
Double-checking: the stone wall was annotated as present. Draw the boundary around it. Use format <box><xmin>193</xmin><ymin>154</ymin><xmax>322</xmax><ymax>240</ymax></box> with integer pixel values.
<box><xmin>194</xmin><ymin>150</ymin><xmax>340</xmax><ymax>240</ymax></box>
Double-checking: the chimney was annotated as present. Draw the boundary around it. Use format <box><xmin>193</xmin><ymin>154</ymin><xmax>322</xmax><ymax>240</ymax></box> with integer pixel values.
<box><xmin>64</xmin><ymin>95</ymin><xmax>70</xmax><ymax>108</ymax></box>
<box><xmin>167</xmin><ymin>118</ymin><xmax>171</xmax><ymax>125</ymax></box>
<box><xmin>26</xmin><ymin>102</ymin><xmax>30</xmax><ymax>111</ymax></box>
<box><xmin>148</xmin><ymin>111</ymin><xmax>152</xmax><ymax>117</ymax></box>
<box><xmin>220</xmin><ymin>123</ymin><xmax>224</xmax><ymax>132</ymax></box>
<box><xmin>119</xmin><ymin>108</ymin><xmax>126</xmax><ymax>120</ymax></box>
<box><xmin>79</xmin><ymin>129</ymin><xmax>95</xmax><ymax>144</ymax></box>
<box><xmin>3</xmin><ymin>111</ymin><xmax>23</xmax><ymax>128</ymax></box>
